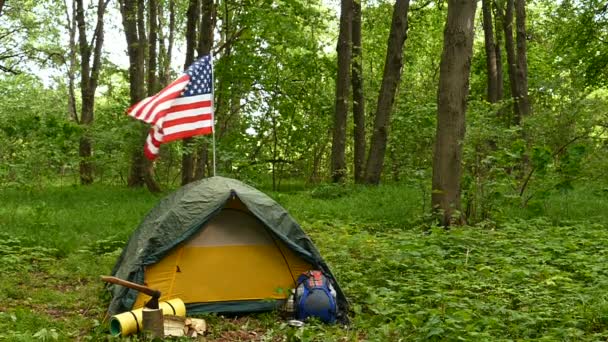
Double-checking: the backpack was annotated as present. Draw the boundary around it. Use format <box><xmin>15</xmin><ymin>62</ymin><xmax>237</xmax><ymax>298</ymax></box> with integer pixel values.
<box><xmin>294</xmin><ymin>270</ymin><xmax>337</xmax><ymax>323</ymax></box>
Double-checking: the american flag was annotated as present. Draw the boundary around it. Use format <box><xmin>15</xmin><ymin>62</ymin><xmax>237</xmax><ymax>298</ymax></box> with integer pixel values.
<box><xmin>127</xmin><ymin>55</ymin><xmax>214</xmax><ymax>160</ymax></box>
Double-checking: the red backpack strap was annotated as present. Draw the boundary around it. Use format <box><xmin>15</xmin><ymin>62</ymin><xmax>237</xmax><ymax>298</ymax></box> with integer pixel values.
<box><xmin>307</xmin><ymin>270</ymin><xmax>325</xmax><ymax>288</ymax></box>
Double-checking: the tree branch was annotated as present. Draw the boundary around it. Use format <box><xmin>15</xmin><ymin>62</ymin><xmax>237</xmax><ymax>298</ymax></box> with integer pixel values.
<box><xmin>213</xmin><ymin>26</ymin><xmax>246</xmax><ymax>57</ymax></box>
<box><xmin>0</xmin><ymin>63</ymin><xmax>19</xmax><ymax>74</ymax></box>
<box><xmin>519</xmin><ymin>135</ymin><xmax>586</xmax><ymax>197</ymax></box>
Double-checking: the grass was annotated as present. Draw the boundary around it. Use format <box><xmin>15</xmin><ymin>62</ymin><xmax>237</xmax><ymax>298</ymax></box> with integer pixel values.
<box><xmin>0</xmin><ymin>185</ymin><xmax>159</xmax><ymax>254</ymax></box>
<box><xmin>1</xmin><ymin>181</ymin><xmax>608</xmax><ymax>340</ymax></box>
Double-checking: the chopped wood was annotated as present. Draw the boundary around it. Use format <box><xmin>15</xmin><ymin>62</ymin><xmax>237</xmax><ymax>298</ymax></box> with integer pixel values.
<box><xmin>164</xmin><ymin>315</ymin><xmax>206</xmax><ymax>338</ymax></box>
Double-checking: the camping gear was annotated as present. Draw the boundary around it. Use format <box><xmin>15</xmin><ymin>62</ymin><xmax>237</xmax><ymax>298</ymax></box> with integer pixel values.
<box><xmin>164</xmin><ymin>316</ymin><xmax>207</xmax><ymax>338</ymax></box>
<box><xmin>142</xmin><ymin>307</ymin><xmax>164</xmax><ymax>338</ymax></box>
<box><xmin>107</xmin><ymin>298</ymin><xmax>186</xmax><ymax>337</ymax></box>
<box><xmin>294</xmin><ymin>270</ymin><xmax>337</xmax><ymax>323</ymax></box>
<box><xmin>288</xmin><ymin>319</ymin><xmax>305</xmax><ymax>327</ymax></box>
<box><xmin>107</xmin><ymin>176</ymin><xmax>347</xmax><ymax>321</ymax></box>
<box><xmin>101</xmin><ymin>276</ymin><xmax>186</xmax><ymax>337</ymax></box>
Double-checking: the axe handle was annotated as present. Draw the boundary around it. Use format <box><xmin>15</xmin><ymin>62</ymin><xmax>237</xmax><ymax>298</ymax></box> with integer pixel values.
<box><xmin>100</xmin><ymin>275</ymin><xmax>160</xmax><ymax>298</ymax></box>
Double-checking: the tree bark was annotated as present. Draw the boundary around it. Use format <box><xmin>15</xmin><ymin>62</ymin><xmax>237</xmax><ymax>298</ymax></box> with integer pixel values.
<box><xmin>120</xmin><ymin>0</ymin><xmax>161</xmax><ymax>192</ymax></box>
<box><xmin>75</xmin><ymin>0</ymin><xmax>107</xmax><ymax>185</ymax></box>
<box><xmin>158</xmin><ymin>0</ymin><xmax>175</xmax><ymax>87</ymax></box>
<box><xmin>63</xmin><ymin>0</ymin><xmax>78</xmax><ymax>123</ymax></box>
<box><xmin>492</xmin><ymin>0</ymin><xmax>504</xmax><ymax>102</ymax></box>
<box><xmin>501</xmin><ymin>0</ymin><xmax>521</xmax><ymax>124</ymax></box>
<box><xmin>363</xmin><ymin>0</ymin><xmax>411</xmax><ymax>185</ymax></box>
<box><xmin>147</xmin><ymin>0</ymin><xmax>159</xmax><ymax>95</ymax></box>
<box><xmin>0</xmin><ymin>0</ymin><xmax>5</xmax><ymax>18</ymax></box>
<box><xmin>352</xmin><ymin>0</ymin><xmax>365</xmax><ymax>183</ymax></box>
<box><xmin>137</xmin><ymin>0</ymin><xmax>147</xmax><ymax>77</ymax></box>
<box><xmin>194</xmin><ymin>0</ymin><xmax>214</xmax><ymax>180</ymax></box>
<box><xmin>181</xmin><ymin>0</ymin><xmax>200</xmax><ymax>185</ymax></box>
<box><xmin>515</xmin><ymin>0</ymin><xmax>531</xmax><ymax>116</ymax></box>
<box><xmin>482</xmin><ymin>0</ymin><xmax>500</xmax><ymax>103</ymax></box>
<box><xmin>331</xmin><ymin>0</ymin><xmax>353</xmax><ymax>183</ymax></box>
<box><xmin>431</xmin><ymin>0</ymin><xmax>477</xmax><ymax>227</ymax></box>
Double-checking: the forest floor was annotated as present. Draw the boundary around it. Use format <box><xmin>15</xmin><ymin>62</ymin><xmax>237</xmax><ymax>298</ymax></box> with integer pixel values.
<box><xmin>1</xmin><ymin>182</ymin><xmax>608</xmax><ymax>341</ymax></box>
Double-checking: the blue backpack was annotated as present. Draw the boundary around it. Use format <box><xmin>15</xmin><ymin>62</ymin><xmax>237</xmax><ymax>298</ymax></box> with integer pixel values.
<box><xmin>295</xmin><ymin>270</ymin><xmax>337</xmax><ymax>323</ymax></box>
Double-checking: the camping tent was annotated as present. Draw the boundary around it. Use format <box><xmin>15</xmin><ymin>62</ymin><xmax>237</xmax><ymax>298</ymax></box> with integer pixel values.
<box><xmin>107</xmin><ymin>176</ymin><xmax>347</xmax><ymax>318</ymax></box>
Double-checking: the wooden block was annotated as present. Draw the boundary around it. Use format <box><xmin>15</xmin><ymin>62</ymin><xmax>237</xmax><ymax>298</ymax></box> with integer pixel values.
<box><xmin>164</xmin><ymin>315</ymin><xmax>186</xmax><ymax>337</ymax></box>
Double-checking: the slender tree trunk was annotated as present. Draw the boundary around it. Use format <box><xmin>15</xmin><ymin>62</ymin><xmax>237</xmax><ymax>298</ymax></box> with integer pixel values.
<box><xmin>120</xmin><ymin>0</ymin><xmax>161</xmax><ymax>192</ymax></box>
<box><xmin>331</xmin><ymin>0</ymin><xmax>353</xmax><ymax>183</ymax></box>
<box><xmin>431</xmin><ymin>0</ymin><xmax>477</xmax><ymax>227</ymax></box>
<box><xmin>75</xmin><ymin>0</ymin><xmax>107</xmax><ymax>185</ymax></box>
<box><xmin>120</xmin><ymin>0</ymin><xmax>145</xmax><ymax>187</ymax></box>
<box><xmin>148</xmin><ymin>0</ymin><xmax>158</xmax><ymax>95</ymax></box>
<box><xmin>181</xmin><ymin>0</ymin><xmax>200</xmax><ymax>185</ymax></box>
<box><xmin>501</xmin><ymin>0</ymin><xmax>520</xmax><ymax>124</ymax></box>
<box><xmin>482</xmin><ymin>0</ymin><xmax>500</xmax><ymax>103</ymax></box>
<box><xmin>364</xmin><ymin>0</ymin><xmax>411</xmax><ymax>185</ymax></box>
<box><xmin>63</xmin><ymin>0</ymin><xmax>78</xmax><ymax>123</ymax></box>
<box><xmin>515</xmin><ymin>0</ymin><xmax>531</xmax><ymax>116</ymax></box>
<box><xmin>62</xmin><ymin>0</ymin><xmax>77</xmax><ymax>120</ymax></box>
<box><xmin>492</xmin><ymin>0</ymin><xmax>504</xmax><ymax>102</ymax></box>
<box><xmin>194</xmin><ymin>0</ymin><xmax>214</xmax><ymax>180</ymax></box>
<box><xmin>75</xmin><ymin>0</ymin><xmax>92</xmax><ymax>185</ymax></box>
<box><xmin>352</xmin><ymin>0</ymin><xmax>365</xmax><ymax>183</ymax></box>
<box><xmin>158</xmin><ymin>0</ymin><xmax>175</xmax><ymax>87</ymax></box>
<box><xmin>0</xmin><ymin>0</ymin><xmax>5</xmax><ymax>18</ymax></box>
<box><xmin>194</xmin><ymin>141</ymin><xmax>208</xmax><ymax>179</ymax></box>
<box><xmin>137</xmin><ymin>0</ymin><xmax>147</xmax><ymax>76</ymax></box>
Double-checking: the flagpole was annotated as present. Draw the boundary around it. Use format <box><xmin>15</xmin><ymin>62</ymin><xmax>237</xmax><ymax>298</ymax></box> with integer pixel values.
<box><xmin>212</xmin><ymin>128</ymin><xmax>216</xmax><ymax>176</ymax></box>
<box><xmin>211</xmin><ymin>54</ymin><xmax>217</xmax><ymax>177</ymax></box>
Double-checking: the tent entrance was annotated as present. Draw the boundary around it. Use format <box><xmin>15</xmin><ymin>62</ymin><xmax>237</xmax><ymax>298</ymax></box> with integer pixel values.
<box><xmin>133</xmin><ymin>201</ymin><xmax>311</xmax><ymax>308</ymax></box>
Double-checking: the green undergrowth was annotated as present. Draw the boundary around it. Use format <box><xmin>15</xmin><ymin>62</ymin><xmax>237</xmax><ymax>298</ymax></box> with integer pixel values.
<box><xmin>1</xmin><ymin>183</ymin><xmax>608</xmax><ymax>340</ymax></box>
<box><xmin>271</xmin><ymin>182</ymin><xmax>426</xmax><ymax>228</ymax></box>
<box><xmin>0</xmin><ymin>185</ymin><xmax>159</xmax><ymax>254</ymax></box>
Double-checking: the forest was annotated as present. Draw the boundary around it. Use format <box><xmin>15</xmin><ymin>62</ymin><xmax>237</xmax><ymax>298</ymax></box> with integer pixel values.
<box><xmin>1</xmin><ymin>0</ymin><xmax>608</xmax><ymax>340</ymax></box>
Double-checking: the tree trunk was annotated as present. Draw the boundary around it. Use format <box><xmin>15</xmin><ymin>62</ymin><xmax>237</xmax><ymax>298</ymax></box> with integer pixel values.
<box><xmin>197</xmin><ymin>0</ymin><xmax>213</xmax><ymax>57</ymax></box>
<box><xmin>181</xmin><ymin>0</ymin><xmax>200</xmax><ymax>185</ymax></box>
<box><xmin>364</xmin><ymin>0</ymin><xmax>411</xmax><ymax>185</ymax></box>
<box><xmin>147</xmin><ymin>0</ymin><xmax>158</xmax><ymax>95</ymax></box>
<box><xmin>0</xmin><ymin>0</ymin><xmax>5</xmax><ymax>18</ymax></box>
<box><xmin>492</xmin><ymin>0</ymin><xmax>504</xmax><ymax>102</ymax></box>
<box><xmin>331</xmin><ymin>0</ymin><xmax>352</xmax><ymax>183</ymax></box>
<box><xmin>194</xmin><ymin>141</ymin><xmax>208</xmax><ymax>179</ymax></box>
<box><xmin>75</xmin><ymin>0</ymin><xmax>107</xmax><ymax>185</ymax></box>
<box><xmin>158</xmin><ymin>0</ymin><xmax>175</xmax><ymax>87</ymax></box>
<box><xmin>482</xmin><ymin>0</ymin><xmax>500</xmax><ymax>103</ymax></box>
<box><xmin>137</xmin><ymin>0</ymin><xmax>147</xmax><ymax>76</ymax></box>
<box><xmin>352</xmin><ymin>0</ymin><xmax>365</xmax><ymax>183</ymax></box>
<box><xmin>431</xmin><ymin>0</ymin><xmax>477</xmax><ymax>227</ymax></box>
<box><xmin>515</xmin><ymin>0</ymin><xmax>531</xmax><ymax>116</ymax></box>
<box><xmin>194</xmin><ymin>0</ymin><xmax>214</xmax><ymax>180</ymax></box>
<box><xmin>120</xmin><ymin>0</ymin><xmax>143</xmax><ymax>187</ymax></box>
<box><xmin>63</xmin><ymin>0</ymin><xmax>78</xmax><ymax>123</ymax></box>
<box><xmin>120</xmin><ymin>0</ymin><xmax>161</xmax><ymax>192</ymax></box>
<box><xmin>501</xmin><ymin>0</ymin><xmax>521</xmax><ymax>124</ymax></box>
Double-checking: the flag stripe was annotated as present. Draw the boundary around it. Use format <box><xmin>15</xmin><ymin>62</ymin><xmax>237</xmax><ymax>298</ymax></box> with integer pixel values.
<box><xmin>163</xmin><ymin>108</ymin><xmax>212</xmax><ymax>125</ymax></box>
<box><xmin>163</xmin><ymin>126</ymin><xmax>214</xmax><ymax>143</ymax></box>
<box><xmin>127</xmin><ymin>75</ymin><xmax>188</xmax><ymax>119</ymax></box>
<box><xmin>149</xmin><ymin>127</ymin><xmax>163</xmax><ymax>146</ymax></box>
<box><xmin>163</xmin><ymin>119</ymin><xmax>214</xmax><ymax>137</ymax></box>
<box><xmin>130</xmin><ymin>76</ymin><xmax>189</xmax><ymax>122</ymax></box>
<box><xmin>141</xmin><ymin>82</ymin><xmax>190</xmax><ymax>122</ymax></box>
<box><xmin>162</xmin><ymin>101</ymin><xmax>213</xmax><ymax>119</ymax></box>
<box><xmin>146</xmin><ymin>93</ymin><xmax>212</xmax><ymax>125</ymax></box>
